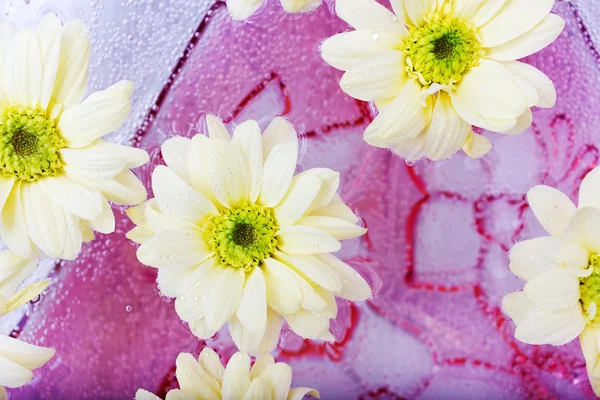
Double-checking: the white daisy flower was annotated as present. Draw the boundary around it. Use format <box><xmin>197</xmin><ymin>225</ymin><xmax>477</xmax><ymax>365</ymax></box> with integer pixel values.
<box><xmin>0</xmin><ymin>13</ymin><xmax>149</xmax><ymax>260</ymax></box>
<box><xmin>227</xmin><ymin>0</ymin><xmax>320</xmax><ymax>22</ymax></box>
<box><xmin>502</xmin><ymin>165</ymin><xmax>600</xmax><ymax>396</ymax></box>
<box><xmin>127</xmin><ymin>116</ymin><xmax>372</xmax><ymax>353</ymax></box>
<box><xmin>0</xmin><ymin>251</ymin><xmax>55</xmax><ymax>399</ymax></box>
<box><xmin>135</xmin><ymin>348</ymin><xmax>319</xmax><ymax>400</ymax></box>
<box><xmin>321</xmin><ymin>0</ymin><xmax>565</xmax><ymax>161</ymax></box>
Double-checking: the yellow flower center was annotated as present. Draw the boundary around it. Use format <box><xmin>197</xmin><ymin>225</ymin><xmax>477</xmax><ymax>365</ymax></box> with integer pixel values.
<box><xmin>203</xmin><ymin>204</ymin><xmax>278</xmax><ymax>271</ymax></box>
<box><xmin>580</xmin><ymin>254</ymin><xmax>600</xmax><ymax>328</ymax></box>
<box><xmin>0</xmin><ymin>106</ymin><xmax>65</xmax><ymax>182</ymax></box>
<box><xmin>402</xmin><ymin>11</ymin><xmax>483</xmax><ymax>87</ymax></box>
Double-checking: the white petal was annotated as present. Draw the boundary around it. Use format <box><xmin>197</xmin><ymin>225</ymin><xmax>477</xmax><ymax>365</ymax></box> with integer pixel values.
<box><xmin>557</xmin><ymin>242</ymin><xmax>591</xmax><ymax>276</ymax></box>
<box><xmin>277</xmin><ymin>225</ymin><xmax>341</xmax><ymax>256</ymax></box>
<box><xmin>274</xmin><ymin>174</ymin><xmax>321</xmax><ymax>227</ymax></box>
<box><xmin>235</xmin><ymin>267</ymin><xmax>267</xmax><ymax>335</ymax></box>
<box><xmin>281</xmin><ymin>0</ymin><xmax>320</xmax><ymax>13</ymax></box>
<box><xmin>487</xmin><ymin>14</ymin><xmax>565</xmax><ymax>61</ymax></box>
<box><xmin>335</xmin><ymin>0</ymin><xmax>408</xmax><ymax>37</ymax></box>
<box><xmin>241</xmin><ymin>377</ymin><xmax>272</xmax><ymax>400</ymax></box>
<box><xmin>263</xmin><ymin>258</ymin><xmax>303</xmax><ymax>314</ymax></box>
<box><xmin>144</xmin><ymin>201</ymin><xmax>197</xmax><ymax>234</ymax></box>
<box><xmin>340</xmin><ymin>51</ymin><xmax>406</xmax><ymax>102</ymax></box>
<box><xmin>152</xmin><ymin>165</ymin><xmax>217</xmax><ymax>224</ymax></box>
<box><xmin>174</xmin><ymin>260</ymin><xmax>217</xmax><ymax>322</ymax></box>
<box><xmin>38</xmin><ymin>176</ymin><xmax>104</xmax><ymax>220</ymax></box>
<box><xmin>165</xmin><ymin>389</ymin><xmax>197</xmax><ymax>400</ymax></box>
<box><xmin>502</xmin><ymin>61</ymin><xmax>556</xmax><ymax>109</ymax></box>
<box><xmin>523</xmin><ymin>269</ymin><xmax>581</xmax><ymax>309</ymax></box>
<box><xmin>364</xmin><ymin>79</ymin><xmax>432</xmax><ymax>147</ymax></box>
<box><xmin>260</xmin><ymin>141</ymin><xmax>298</xmax><ymax>208</ymax></box>
<box><xmin>3</xmin><ymin>30</ymin><xmax>42</xmax><ymax>108</ymax></box>
<box><xmin>424</xmin><ymin>92</ymin><xmax>472</xmax><ymax>161</ymax></box>
<box><xmin>137</xmin><ymin>228</ymin><xmax>211</xmax><ymax>269</ymax></box>
<box><xmin>251</xmin><ymin>354</ymin><xmax>275</xmax><ymax>380</ymax></box>
<box><xmin>88</xmin><ymin>169</ymin><xmax>147</xmax><ymax>206</ymax></box>
<box><xmin>390</xmin><ymin>134</ymin><xmax>427</xmax><ymax>162</ymax></box>
<box><xmin>232</xmin><ymin>121</ymin><xmax>263</xmax><ymax>203</ymax></box>
<box><xmin>0</xmin><ymin>178</ymin><xmax>14</xmax><ymax>211</ymax></box>
<box><xmin>501</xmin><ymin>109</ymin><xmax>532</xmax><ymax>135</ymax></box>
<box><xmin>527</xmin><ymin>185</ymin><xmax>576</xmax><ymax>237</ymax></box>
<box><xmin>157</xmin><ymin>266</ymin><xmax>195</xmax><ymax>298</ymax></box>
<box><xmin>226</xmin><ymin>0</ymin><xmax>264</xmax><ymax>20</ymax></box>
<box><xmin>62</xmin><ymin>212</ymin><xmax>83</xmax><ymax>260</ymax></box>
<box><xmin>258</xmin><ymin>363</ymin><xmax>292</xmax><ymax>400</ymax></box>
<box><xmin>199</xmin><ymin>348</ymin><xmax>225</xmax><ymax>384</ymax></box>
<box><xmin>188</xmin><ymin>134</ymin><xmax>219</xmax><ymax>204</ymax></box>
<box><xmin>135</xmin><ymin>389</ymin><xmax>162</xmax><ymax>400</ymax></box>
<box><xmin>208</xmin><ymin>139</ymin><xmax>251</xmax><ymax>208</ymax></box>
<box><xmin>0</xmin><ymin>354</ymin><xmax>34</xmax><ymax>388</ymax></box>
<box><xmin>261</xmin><ymin>117</ymin><xmax>296</xmax><ymax>162</ymax></box>
<box><xmin>316</xmin><ymin>254</ymin><xmax>372</xmax><ymax>301</ymax></box>
<box><xmin>52</xmin><ymin>20</ymin><xmax>90</xmax><ymax>109</ymax></box>
<box><xmin>162</xmin><ymin>137</ymin><xmax>191</xmax><ymax>185</ymax></box>
<box><xmin>284</xmin><ymin>309</ymin><xmax>330</xmax><ymax>339</ymax></box>
<box><xmin>508</xmin><ymin>236</ymin><xmax>564</xmax><ymax>281</ymax></box>
<box><xmin>296</xmin><ymin>216</ymin><xmax>365</xmax><ymax>241</ymax></box>
<box><xmin>0</xmin><ymin>252</ymin><xmax>36</xmax><ymax>300</ymax></box>
<box><xmin>58</xmin><ymin>80</ymin><xmax>134</xmax><ymax>148</ymax></box>
<box><xmin>455</xmin><ymin>59</ymin><xmax>526</xmax><ymax>120</ymax></box>
<box><xmin>202</xmin><ymin>266</ymin><xmax>245</xmax><ymax>333</ymax></box>
<box><xmin>462</xmin><ymin>131</ymin><xmax>492</xmax><ymax>159</ymax></box>
<box><xmin>562</xmin><ymin>207</ymin><xmax>600</xmax><ymax>254</ymax></box>
<box><xmin>580</xmin><ymin>327</ymin><xmax>600</xmax><ymax>396</ymax></box>
<box><xmin>501</xmin><ymin>291</ymin><xmax>535</xmax><ymax>325</ymax></box>
<box><xmin>479</xmin><ymin>0</ymin><xmax>554</xmax><ymax>48</ymax></box>
<box><xmin>287</xmin><ymin>388</ymin><xmax>321</xmax><ymax>400</ymax></box>
<box><xmin>206</xmin><ymin>115</ymin><xmax>231</xmax><ymax>141</ymax></box>
<box><xmin>21</xmin><ymin>183</ymin><xmax>66</xmax><ymax>258</ymax></box>
<box><xmin>175</xmin><ymin>353</ymin><xmax>220</xmax><ymax>400</ymax></box>
<box><xmin>450</xmin><ymin>93</ymin><xmax>517</xmax><ymax>133</ymax></box>
<box><xmin>0</xmin><ymin>335</ymin><xmax>55</xmax><ymax>371</ymax></box>
<box><xmin>85</xmin><ymin>196</ymin><xmax>115</xmax><ymax>234</ymax></box>
<box><xmin>277</xmin><ymin>252</ymin><xmax>341</xmax><ymax>293</ymax></box>
<box><xmin>62</xmin><ymin>140</ymin><xmax>149</xmax><ymax>180</ymax></box>
<box><xmin>0</xmin><ymin>183</ymin><xmax>33</xmax><ymax>257</ymax></box>
<box><xmin>515</xmin><ymin>304</ymin><xmax>586</xmax><ymax>345</ymax></box>
<box><xmin>37</xmin><ymin>13</ymin><xmax>62</xmax><ymax>110</ymax></box>
<box><xmin>469</xmin><ymin>0</ymin><xmax>507</xmax><ymax>27</ymax></box>
<box><xmin>221</xmin><ymin>352</ymin><xmax>252</xmax><ymax>400</ymax></box>
<box><xmin>579</xmin><ymin>166</ymin><xmax>600</xmax><ymax>210</ymax></box>
<box><xmin>404</xmin><ymin>0</ymin><xmax>437</xmax><ymax>25</ymax></box>
<box><xmin>229</xmin><ymin>316</ymin><xmax>264</xmax><ymax>353</ymax></box>
<box><xmin>294</xmin><ymin>169</ymin><xmax>340</xmax><ymax>214</ymax></box>
<box><xmin>320</xmin><ymin>31</ymin><xmax>404</xmax><ymax>71</ymax></box>
<box><xmin>310</xmin><ymin>196</ymin><xmax>359</xmax><ymax>224</ymax></box>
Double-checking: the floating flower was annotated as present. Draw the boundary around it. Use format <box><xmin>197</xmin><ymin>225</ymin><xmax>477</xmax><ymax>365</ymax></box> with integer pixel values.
<box><xmin>0</xmin><ymin>251</ymin><xmax>54</xmax><ymax>399</ymax></box>
<box><xmin>502</xmin><ymin>165</ymin><xmax>600</xmax><ymax>395</ymax></box>
<box><xmin>226</xmin><ymin>0</ymin><xmax>320</xmax><ymax>21</ymax></box>
<box><xmin>0</xmin><ymin>13</ymin><xmax>149</xmax><ymax>260</ymax></box>
<box><xmin>136</xmin><ymin>348</ymin><xmax>319</xmax><ymax>400</ymax></box>
<box><xmin>128</xmin><ymin>116</ymin><xmax>371</xmax><ymax>353</ymax></box>
<box><xmin>321</xmin><ymin>0</ymin><xmax>565</xmax><ymax>161</ymax></box>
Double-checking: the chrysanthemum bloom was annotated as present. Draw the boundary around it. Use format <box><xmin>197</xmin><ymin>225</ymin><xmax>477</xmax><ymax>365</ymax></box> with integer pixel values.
<box><xmin>0</xmin><ymin>252</ymin><xmax>55</xmax><ymax>399</ymax></box>
<box><xmin>136</xmin><ymin>348</ymin><xmax>319</xmax><ymax>400</ymax></box>
<box><xmin>321</xmin><ymin>0</ymin><xmax>565</xmax><ymax>161</ymax></box>
<box><xmin>0</xmin><ymin>13</ymin><xmax>149</xmax><ymax>260</ymax></box>
<box><xmin>502</xmin><ymin>165</ymin><xmax>600</xmax><ymax>396</ymax></box>
<box><xmin>128</xmin><ymin>116</ymin><xmax>372</xmax><ymax>353</ymax></box>
<box><xmin>227</xmin><ymin>0</ymin><xmax>320</xmax><ymax>21</ymax></box>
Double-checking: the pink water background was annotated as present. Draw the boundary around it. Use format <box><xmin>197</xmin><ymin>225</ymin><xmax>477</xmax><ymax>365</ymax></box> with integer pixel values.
<box><xmin>7</xmin><ymin>0</ymin><xmax>600</xmax><ymax>398</ymax></box>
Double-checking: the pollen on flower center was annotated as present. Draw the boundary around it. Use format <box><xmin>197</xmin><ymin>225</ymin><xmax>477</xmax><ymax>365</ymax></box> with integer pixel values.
<box><xmin>0</xmin><ymin>106</ymin><xmax>65</xmax><ymax>182</ymax></box>
<box><xmin>403</xmin><ymin>13</ymin><xmax>482</xmax><ymax>87</ymax></box>
<box><xmin>580</xmin><ymin>254</ymin><xmax>600</xmax><ymax>327</ymax></box>
<box><xmin>204</xmin><ymin>204</ymin><xmax>278</xmax><ymax>271</ymax></box>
